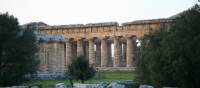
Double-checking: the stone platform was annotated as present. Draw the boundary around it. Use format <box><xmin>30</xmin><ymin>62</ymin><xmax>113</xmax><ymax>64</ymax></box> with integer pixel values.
<box><xmin>95</xmin><ymin>67</ymin><xmax>135</xmax><ymax>72</ymax></box>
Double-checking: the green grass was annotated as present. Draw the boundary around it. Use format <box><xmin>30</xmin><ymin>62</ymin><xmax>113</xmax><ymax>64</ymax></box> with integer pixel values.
<box><xmin>87</xmin><ymin>71</ymin><xmax>135</xmax><ymax>83</ymax></box>
<box><xmin>25</xmin><ymin>71</ymin><xmax>135</xmax><ymax>88</ymax></box>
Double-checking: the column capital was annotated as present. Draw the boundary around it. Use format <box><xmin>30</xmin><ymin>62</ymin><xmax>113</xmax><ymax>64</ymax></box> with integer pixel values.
<box><xmin>74</xmin><ymin>37</ymin><xmax>85</xmax><ymax>41</ymax></box>
<box><xmin>67</xmin><ymin>37</ymin><xmax>78</xmax><ymax>41</ymax></box>
<box><xmin>77</xmin><ymin>38</ymin><xmax>82</xmax><ymax>41</ymax></box>
<box><xmin>88</xmin><ymin>37</ymin><xmax>95</xmax><ymax>41</ymax></box>
<box><xmin>125</xmin><ymin>37</ymin><xmax>137</xmax><ymax>42</ymax></box>
<box><xmin>125</xmin><ymin>35</ymin><xmax>136</xmax><ymax>39</ymax></box>
<box><xmin>65</xmin><ymin>38</ymin><xmax>74</xmax><ymax>43</ymax></box>
<box><xmin>99</xmin><ymin>36</ymin><xmax>109</xmax><ymax>40</ymax></box>
<box><xmin>113</xmin><ymin>35</ymin><xmax>122</xmax><ymax>39</ymax></box>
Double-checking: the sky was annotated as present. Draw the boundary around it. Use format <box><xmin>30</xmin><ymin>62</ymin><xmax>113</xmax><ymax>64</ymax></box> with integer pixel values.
<box><xmin>0</xmin><ymin>0</ymin><xmax>199</xmax><ymax>25</ymax></box>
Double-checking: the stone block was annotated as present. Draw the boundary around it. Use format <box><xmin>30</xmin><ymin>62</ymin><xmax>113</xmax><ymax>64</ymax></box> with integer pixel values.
<box><xmin>106</xmin><ymin>82</ymin><xmax>125</xmax><ymax>88</ymax></box>
<box><xmin>56</xmin><ymin>83</ymin><xmax>67</xmax><ymax>88</ymax></box>
<box><xmin>139</xmin><ymin>85</ymin><xmax>154</xmax><ymax>88</ymax></box>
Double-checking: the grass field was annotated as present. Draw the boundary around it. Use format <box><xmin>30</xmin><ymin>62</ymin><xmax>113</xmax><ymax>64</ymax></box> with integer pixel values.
<box><xmin>25</xmin><ymin>71</ymin><xmax>135</xmax><ymax>88</ymax></box>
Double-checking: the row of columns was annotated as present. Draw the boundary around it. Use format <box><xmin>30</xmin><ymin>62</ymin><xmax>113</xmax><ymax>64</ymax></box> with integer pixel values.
<box><xmin>65</xmin><ymin>36</ymin><xmax>136</xmax><ymax>67</ymax></box>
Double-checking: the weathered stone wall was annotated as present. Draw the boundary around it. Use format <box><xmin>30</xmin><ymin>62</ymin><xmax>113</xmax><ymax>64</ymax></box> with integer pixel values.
<box><xmin>37</xmin><ymin>35</ymin><xmax>66</xmax><ymax>72</ymax></box>
<box><xmin>38</xmin><ymin>42</ymin><xmax>66</xmax><ymax>72</ymax></box>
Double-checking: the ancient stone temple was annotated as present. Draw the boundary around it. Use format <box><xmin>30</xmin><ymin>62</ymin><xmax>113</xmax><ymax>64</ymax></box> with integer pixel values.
<box><xmin>23</xmin><ymin>18</ymin><xmax>173</xmax><ymax>72</ymax></box>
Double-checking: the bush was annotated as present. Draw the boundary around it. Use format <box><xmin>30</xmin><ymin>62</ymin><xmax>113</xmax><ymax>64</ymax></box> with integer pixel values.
<box><xmin>65</xmin><ymin>56</ymin><xmax>96</xmax><ymax>86</ymax></box>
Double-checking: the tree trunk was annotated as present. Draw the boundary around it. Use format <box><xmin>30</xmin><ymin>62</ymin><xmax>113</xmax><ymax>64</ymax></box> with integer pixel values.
<box><xmin>81</xmin><ymin>80</ymin><xmax>84</xmax><ymax>83</ymax></box>
<box><xmin>70</xmin><ymin>79</ymin><xmax>73</xmax><ymax>88</ymax></box>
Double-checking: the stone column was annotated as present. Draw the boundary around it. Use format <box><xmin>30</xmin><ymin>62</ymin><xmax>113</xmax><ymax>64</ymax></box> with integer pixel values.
<box><xmin>71</xmin><ymin>41</ymin><xmax>77</xmax><ymax>59</ymax></box>
<box><xmin>107</xmin><ymin>42</ymin><xmax>113</xmax><ymax>67</ymax></box>
<box><xmin>89</xmin><ymin>39</ymin><xmax>95</xmax><ymax>65</ymax></box>
<box><xmin>119</xmin><ymin>42</ymin><xmax>123</xmax><ymax>66</ymax></box>
<box><xmin>96</xmin><ymin>42</ymin><xmax>101</xmax><ymax>67</ymax></box>
<box><xmin>48</xmin><ymin>42</ymin><xmax>57</xmax><ymax>72</ymax></box>
<box><xmin>101</xmin><ymin>38</ymin><xmax>108</xmax><ymax>67</ymax></box>
<box><xmin>56</xmin><ymin>43</ymin><xmax>61</xmax><ymax>71</ymax></box>
<box><xmin>60</xmin><ymin>42</ymin><xmax>65</xmax><ymax>71</ymax></box>
<box><xmin>56</xmin><ymin>43</ymin><xmax>65</xmax><ymax>71</ymax></box>
<box><xmin>44</xmin><ymin>43</ymin><xmax>48</xmax><ymax>71</ymax></box>
<box><xmin>114</xmin><ymin>37</ymin><xmax>120</xmax><ymax>67</ymax></box>
<box><xmin>126</xmin><ymin>37</ymin><xmax>134</xmax><ymax>67</ymax></box>
<box><xmin>39</xmin><ymin>42</ymin><xmax>47</xmax><ymax>72</ymax></box>
<box><xmin>77</xmin><ymin>39</ymin><xmax>84</xmax><ymax>56</ymax></box>
<box><xmin>122</xmin><ymin>42</ymin><xmax>127</xmax><ymax>67</ymax></box>
<box><xmin>85</xmin><ymin>42</ymin><xmax>89</xmax><ymax>59</ymax></box>
<box><xmin>66</xmin><ymin>39</ymin><xmax>72</xmax><ymax>66</ymax></box>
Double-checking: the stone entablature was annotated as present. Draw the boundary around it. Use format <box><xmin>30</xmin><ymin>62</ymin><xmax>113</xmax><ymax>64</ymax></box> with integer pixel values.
<box><xmin>30</xmin><ymin>18</ymin><xmax>172</xmax><ymax>39</ymax></box>
<box><xmin>36</xmin><ymin>34</ymin><xmax>66</xmax><ymax>42</ymax></box>
<box><xmin>24</xmin><ymin>22</ymin><xmax>118</xmax><ymax>30</ymax></box>
<box><xmin>122</xmin><ymin>18</ymin><xmax>173</xmax><ymax>25</ymax></box>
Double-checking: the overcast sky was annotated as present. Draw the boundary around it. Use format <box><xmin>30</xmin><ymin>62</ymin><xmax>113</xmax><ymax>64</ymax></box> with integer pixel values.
<box><xmin>0</xmin><ymin>0</ymin><xmax>198</xmax><ymax>25</ymax></box>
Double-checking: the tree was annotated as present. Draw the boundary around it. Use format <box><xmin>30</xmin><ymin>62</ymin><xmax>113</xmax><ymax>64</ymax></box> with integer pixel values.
<box><xmin>136</xmin><ymin>27</ymin><xmax>170</xmax><ymax>87</ymax></box>
<box><xmin>66</xmin><ymin>56</ymin><xmax>96</xmax><ymax>86</ymax></box>
<box><xmin>0</xmin><ymin>13</ymin><xmax>39</xmax><ymax>86</ymax></box>
<box><xmin>136</xmin><ymin>5</ymin><xmax>200</xmax><ymax>88</ymax></box>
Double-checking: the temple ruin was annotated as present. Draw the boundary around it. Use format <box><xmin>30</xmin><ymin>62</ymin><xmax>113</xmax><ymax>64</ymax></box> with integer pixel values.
<box><xmin>23</xmin><ymin>18</ymin><xmax>173</xmax><ymax>72</ymax></box>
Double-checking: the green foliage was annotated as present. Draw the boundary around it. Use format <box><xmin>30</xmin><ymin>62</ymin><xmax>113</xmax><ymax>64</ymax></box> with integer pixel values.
<box><xmin>66</xmin><ymin>56</ymin><xmax>96</xmax><ymax>84</ymax></box>
<box><xmin>136</xmin><ymin>5</ymin><xmax>200</xmax><ymax>88</ymax></box>
<box><xmin>0</xmin><ymin>13</ymin><xmax>39</xmax><ymax>86</ymax></box>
